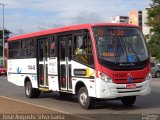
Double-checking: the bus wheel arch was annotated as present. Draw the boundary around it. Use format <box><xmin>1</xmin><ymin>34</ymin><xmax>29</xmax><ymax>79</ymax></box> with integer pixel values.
<box><xmin>75</xmin><ymin>81</ymin><xmax>94</xmax><ymax>109</ymax></box>
<box><xmin>24</xmin><ymin>77</ymin><xmax>31</xmax><ymax>86</ymax></box>
<box><xmin>75</xmin><ymin>81</ymin><xmax>86</xmax><ymax>95</ymax></box>
<box><xmin>24</xmin><ymin>77</ymin><xmax>40</xmax><ymax>98</ymax></box>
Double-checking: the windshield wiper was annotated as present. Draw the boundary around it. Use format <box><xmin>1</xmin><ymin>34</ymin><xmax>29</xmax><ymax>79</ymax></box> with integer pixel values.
<box><xmin>120</xmin><ymin>35</ymin><xmax>141</xmax><ymax>63</ymax></box>
<box><xmin>115</xmin><ymin>36</ymin><xmax>123</xmax><ymax>63</ymax></box>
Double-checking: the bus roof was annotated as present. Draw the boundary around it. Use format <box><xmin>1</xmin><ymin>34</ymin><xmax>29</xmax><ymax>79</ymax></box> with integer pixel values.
<box><xmin>8</xmin><ymin>23</ymin><xmax>138</xmax><ymax>41</ymax></box>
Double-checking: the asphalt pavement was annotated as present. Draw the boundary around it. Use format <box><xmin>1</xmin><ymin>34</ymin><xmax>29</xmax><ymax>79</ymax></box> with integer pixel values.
<box><xmin>0</xmin><ymin>76</ymin><xmax>160</xmax><ymax>120</ymax></box>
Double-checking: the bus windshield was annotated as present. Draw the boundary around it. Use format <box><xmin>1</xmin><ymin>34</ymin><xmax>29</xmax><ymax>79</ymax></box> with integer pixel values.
<box><xmin>93</xmin><ymin>27</ymin><xmax>148</xmax><ymax>68</ymax></box>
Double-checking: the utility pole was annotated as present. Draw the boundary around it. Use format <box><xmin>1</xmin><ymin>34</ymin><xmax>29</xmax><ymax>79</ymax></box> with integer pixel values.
<box><xmin>0</xmin><ymin>3</ymin><xmax>7</xmax><ymax>66</ymax></box>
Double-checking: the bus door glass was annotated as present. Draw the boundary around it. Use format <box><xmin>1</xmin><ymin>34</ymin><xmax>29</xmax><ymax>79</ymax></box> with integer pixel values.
<box><xmin>38</xmin><ymin>39</ymin><xmax>49</xmax><ymax>87</ymax></box>
<box><xmin>58</xmin><ymin>35</ymin><xmax>72</xmax><ymax>91</ymax></box>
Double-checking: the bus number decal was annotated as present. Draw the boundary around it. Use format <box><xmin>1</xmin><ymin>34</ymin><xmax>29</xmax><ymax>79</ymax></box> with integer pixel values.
<box><xmin>28</xmin><ymin>65</ymin><xmax>35</xmax><ymax>70</ymax></box>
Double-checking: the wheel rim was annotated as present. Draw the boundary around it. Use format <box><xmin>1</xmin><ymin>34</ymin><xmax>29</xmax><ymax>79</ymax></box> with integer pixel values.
<box><xmin>80</xmin><ymin>91</ymin><xmax>88</xmax><ymax>105</ymax></box>
<box><xmin>26</xmin><ymin>84</ymin><xmax>30</xmax><ymax>96</ymax></box>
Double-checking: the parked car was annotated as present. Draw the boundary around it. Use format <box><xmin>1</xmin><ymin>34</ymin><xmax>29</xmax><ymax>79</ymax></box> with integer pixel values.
<box><xmin>0</xmin><ymin>65</ymin><xmax>7</xmax><ymax>76</ymax></box>
<box><xmin>150</xmin><ymin>62</ymin><xmax>160</xmax><ymax>78</ymax></box>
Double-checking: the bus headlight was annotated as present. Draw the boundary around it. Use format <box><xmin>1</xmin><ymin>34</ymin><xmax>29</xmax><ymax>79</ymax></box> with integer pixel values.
<box><xmin>146</xmin><ymin>72</ymin><xmax>152</xmax><ymax>81</ymax></box>
<box><xmin>99</xmin><ymin>72</ymin><xmax>112</xmax><ymax>83</ymax></box>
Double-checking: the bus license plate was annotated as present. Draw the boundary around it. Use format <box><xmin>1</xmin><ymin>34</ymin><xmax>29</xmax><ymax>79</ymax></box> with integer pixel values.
<box><xmin>126</xmin><ymin>84</ymin><xmax>136</xmax><ymax>89</ymax></box>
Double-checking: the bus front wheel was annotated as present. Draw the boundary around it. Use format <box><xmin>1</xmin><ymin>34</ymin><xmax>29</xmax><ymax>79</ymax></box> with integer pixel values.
<box><xmin>120</xmin><ymin>96</ymin><xmax>136</xmax><ymax>106</ymax></box>
<box><xmin>25</xmin><ymin>81</ymin><xmax>40</xmax><ymax>98</ymax></box>
<box><xmin>78</xmin><ymin>87</ymin><xmax>94</xmax><ymax>109</ymax></box>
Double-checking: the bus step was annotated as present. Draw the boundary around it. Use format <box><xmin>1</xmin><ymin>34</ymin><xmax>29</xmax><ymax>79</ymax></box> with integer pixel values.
<box><xmin>39</xmin><ymin>87</ymin><xmax>49</xmax><ymax>92</ymax></box>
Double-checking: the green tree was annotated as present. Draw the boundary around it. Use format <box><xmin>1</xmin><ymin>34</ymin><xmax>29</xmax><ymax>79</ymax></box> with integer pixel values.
<box><xmin>0</xmin><ymin>29</ymin><xmax>11</xmax><ymax>56</ymax></box>
<box><xmin>147</xmin><ymin>0</ymin><xmax>160</xmax><ymax>61</ymax></box>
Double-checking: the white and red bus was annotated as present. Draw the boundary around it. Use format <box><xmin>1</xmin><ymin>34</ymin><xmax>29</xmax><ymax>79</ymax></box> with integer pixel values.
<box><xmin>7</xmin><ymin>23</ymin><xmax>152</xmax><ymax>109</ymax></box>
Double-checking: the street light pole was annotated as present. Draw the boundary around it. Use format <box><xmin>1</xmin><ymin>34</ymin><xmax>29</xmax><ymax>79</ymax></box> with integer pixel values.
<box><xmin>0</xmin><ymin>3</ymin><xmax>6</xmax><ymax>66</ymax></box>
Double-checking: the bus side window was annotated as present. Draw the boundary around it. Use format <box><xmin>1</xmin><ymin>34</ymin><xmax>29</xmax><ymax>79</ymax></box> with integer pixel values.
<box><xmin>50</xmin><ymin>36</ymin><xmax>55</xmax><ymax>57</ymax></box>
<box><xmin>84</xmin><ymin>31</ymin><xmax>94</xmax><ymax>66</ymax></box>
<box><xmin>39</xmin><ymin>41</ymin><xmax>44</xmax><ymax>61</ymax></box>
<box><xmin>68</xmin><ymin>37</ymin><xmax>72</xmax><ymax>61</ymax></box>
<box><xmin>8</xmin><ymin>41</ymin><xmax>21</xmax><ymax>59</ymax></box>
<box><xmin>21</xmin><ymin>39</ymin><xmax>35</xmax><ymax>58</ymax></box>
<box><xmin>74</xmin><ymin>35</ymin><xmax>84</xmax><ymax>55</ymax></box>
<box><xmin>59</xmin><ymin>37</ymin><xmax>66</xmax><ymax>61</ymax></box>
<box><xmin>73</xmin><ymin>30</ymin><xmax>94</xmax><ymax>67</ymax></box>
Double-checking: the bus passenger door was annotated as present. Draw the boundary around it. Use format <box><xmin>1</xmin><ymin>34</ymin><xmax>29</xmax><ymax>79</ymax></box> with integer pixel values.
<box><xmin>38</xmin><ymin>39</ymin><xmax>49</xmax><ymax>87</ymax></box>
<box><xmin>58</xmin><ymin>36</ymin><xmax>72</xmax><ymax>91</ymax></box>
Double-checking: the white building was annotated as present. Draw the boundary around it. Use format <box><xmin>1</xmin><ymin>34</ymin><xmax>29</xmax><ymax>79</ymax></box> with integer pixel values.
<box><xmin>142</xmin><ymin>8</ymin><xmax>151</xmax><ymax>40</ymax></box>
<box><xmin>111</xmin><ymin>16</ymin><xmax>129</xmax><ymax>23</ymax></box>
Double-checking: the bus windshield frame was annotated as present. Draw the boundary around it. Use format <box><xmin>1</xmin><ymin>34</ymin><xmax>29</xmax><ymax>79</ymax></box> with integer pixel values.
<box><xmin>93</xmin><ymin>26</ymin><xmax>149</xmax><ymax>70</ymax></box>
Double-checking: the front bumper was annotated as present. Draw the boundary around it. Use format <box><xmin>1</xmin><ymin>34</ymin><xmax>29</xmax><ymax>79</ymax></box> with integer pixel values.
<box><xmin>96</xmin><ymin>79</ymin><xmax>151</xmax><ymax>99</ymax></box>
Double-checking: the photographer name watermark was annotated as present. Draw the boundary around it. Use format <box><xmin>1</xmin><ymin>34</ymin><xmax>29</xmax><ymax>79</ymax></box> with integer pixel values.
<box><xmin>142</xmin><ymin>114</ymin><xmax>159</xmax><ymax>120</ymax></box>
<box><xmin>1</xmin><ymin>114</ymin><xmax>65</xmax><ymax>120</ymax></box>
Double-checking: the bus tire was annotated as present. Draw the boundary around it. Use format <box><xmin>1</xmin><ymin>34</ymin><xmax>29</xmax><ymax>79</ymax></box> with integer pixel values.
<box><xmin>78</xmin><ymin>87</ymin><xmax>94</xmax><ymax>109</ymax></box>
<box><xmin>121</xmin><ymin>96</ymin><xmax>136</xmax><ymax>106</ymax></box>
<box><xmin>35</xmin><ymin>89</ymin><xmax>40</xmax><ymax>98</ymax></box>
<box><xmin>25</xmin><ymin>81</ymin><xmax>40</xmax><ymax>98</ymax></box>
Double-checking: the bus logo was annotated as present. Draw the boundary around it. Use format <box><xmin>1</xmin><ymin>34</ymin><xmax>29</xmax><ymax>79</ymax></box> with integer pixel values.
<box><xmin>128</xmin><ymin>73</ymin><xmax>133</xmax><ymax>83</ymax></box>
<box><xmin>128</xmin><ymin>77</ymin><xmax>133</xmax><ymax>83</ymax></box>
<box><xmin>17</xmin><ymin>67</ymin><xmax>22</xmax><ymax>73</ymax></box>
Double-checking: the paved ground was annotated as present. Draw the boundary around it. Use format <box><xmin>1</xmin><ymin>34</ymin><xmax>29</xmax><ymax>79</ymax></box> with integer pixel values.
<box><xmin>0</xmin><ymin>96</ymin><xmax>59</xmax><ymax>114</ymax></box>
<box><xmin>0</xmin><ymin>96</ymin><xmax>88</xmax><ymax>120</ymax></box>
<box><xmin>0</xmin><ymin>76</ymin><xmax>160</xmax><ymax>120</ymax></box>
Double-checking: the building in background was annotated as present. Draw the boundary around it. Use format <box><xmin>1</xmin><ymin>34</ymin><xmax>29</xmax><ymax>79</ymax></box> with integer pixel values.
<box><xmin>129</xmin><ymin>10</ymin><xmax>143</xmax><ymax>29</ymax></box>
<box><xmin>111</xmin><ymin>16</ymin><xmax>129</xmax><ymax>23</ymax></box>
<box><xmin>142</xmin><ymin>8</ymin><xmax>151</xmax><ymax>41</ymax></box>
<box><xmin>111</xmin><ymin>9</ymin><xmax>151</xmax><ymax>42</ymax></box>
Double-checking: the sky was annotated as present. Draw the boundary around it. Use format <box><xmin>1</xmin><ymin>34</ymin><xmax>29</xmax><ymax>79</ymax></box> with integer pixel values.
<box><xmin>0</xmin><ymin>0</ymin><xmax>151</xmax><ymax>36</ymax></box>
